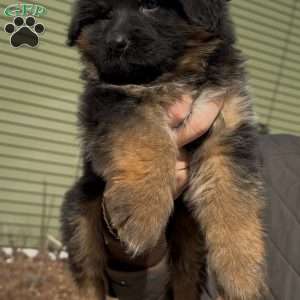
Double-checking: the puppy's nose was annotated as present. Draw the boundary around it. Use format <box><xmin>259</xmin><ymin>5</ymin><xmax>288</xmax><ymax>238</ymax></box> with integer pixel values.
<box><xmin>108</xmin><ymin>34</ymin><xmax>129</xmax><ymax>52</ymax></box>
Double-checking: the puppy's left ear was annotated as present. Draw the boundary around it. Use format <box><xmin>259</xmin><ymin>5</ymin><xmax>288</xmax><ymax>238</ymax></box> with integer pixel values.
<box><xmin>180</xmin><ymin>0</ymin><xmax>229</xmax><ymax>32</ymax></box>
<box><xmin>67</xmin><ymin>0</ymin><xmax>91</xmax><ymax>47</ymax></box>
<box><xmin>67</xmin><ymin>5</ymin><xmax>82</xmax><ymax>47</ymax></box>
<box><xmin>67</xmin><ymin>20</ymin><xmax>81</xmax><ymax>47</ymax></box>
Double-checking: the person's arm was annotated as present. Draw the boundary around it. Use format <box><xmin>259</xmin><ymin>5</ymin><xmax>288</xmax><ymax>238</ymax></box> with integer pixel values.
<box><xmin>104</xmin><ymin>96</ymin><xmax>223</xmax><ymax>300</ymax></box>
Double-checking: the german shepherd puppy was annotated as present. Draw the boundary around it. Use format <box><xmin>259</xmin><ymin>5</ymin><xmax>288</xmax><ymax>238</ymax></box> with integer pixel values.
<box><xmin>61</xmin><ymin>0</ymin><xmax>266</xmax><ymax>299</ymax></box>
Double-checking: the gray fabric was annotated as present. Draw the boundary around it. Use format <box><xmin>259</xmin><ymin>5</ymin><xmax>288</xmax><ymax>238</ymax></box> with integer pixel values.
<box><xmin>107</xmin><ymin>256</ymin><xmax>170</xmax><ymax>300</ymax></box>
<box><xmin>107</xmin><ymin>134</ymin><xmax>300</xmax><ymax>300</ymax></box>
<box><xmin>259</xmin><ymin>135</ymin><xmax>300</xmax><ymax>300</ymax></box>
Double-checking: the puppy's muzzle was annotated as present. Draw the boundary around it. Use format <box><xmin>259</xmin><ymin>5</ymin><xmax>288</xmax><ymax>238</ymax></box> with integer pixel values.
<box><xmin>107</xmin><ymin>32</ymin><xmax>129</xmax><ymax>53</ymax></box>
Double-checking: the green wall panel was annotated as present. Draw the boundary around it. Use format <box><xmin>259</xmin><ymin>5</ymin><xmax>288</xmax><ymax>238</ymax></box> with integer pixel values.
<box><xmin>0</xmin><ymin>0</ymin><xmax>299</xmax><ymax>248</ymax></box>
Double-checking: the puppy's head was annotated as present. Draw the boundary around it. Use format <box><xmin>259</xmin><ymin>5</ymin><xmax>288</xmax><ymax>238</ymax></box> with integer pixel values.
<box><xmin>68</xmin><ymin>0</ymin><xmax>232</xmax><ymax>85</ymax></box>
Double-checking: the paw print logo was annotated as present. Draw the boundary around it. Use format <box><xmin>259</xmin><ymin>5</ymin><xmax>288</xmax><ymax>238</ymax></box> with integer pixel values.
<box><xmin>4</xmin><ymin>16</ymin><xmax>45</xmax><ymax>48</ymax></box>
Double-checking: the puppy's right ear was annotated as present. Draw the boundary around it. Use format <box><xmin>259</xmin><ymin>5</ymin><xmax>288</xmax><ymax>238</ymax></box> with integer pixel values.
<box><xmin>180</xmin><ymin>0</ymin><xmax>228</xmax><ymax>32</ymax></box>
<box><xmin>67</xmin><ymin>4</ymin><xmax>82</xmax><ymax>47</ymax></box>
<box><xmin>67</xmin><ymin>0</ymin><xmax>99</xmax><ymax>47</ymax></box>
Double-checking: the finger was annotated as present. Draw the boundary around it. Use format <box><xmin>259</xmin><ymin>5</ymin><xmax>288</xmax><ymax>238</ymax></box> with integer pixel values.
<box><xmin>174</xmin><ymin>151</ymin><xmax>190</xmax><ymax>199</ymax></box>
<box><xmin>176</xmin><ymin>149</ymin><xmax>190</xmax><ymax>170</ymax></box>
<box><xmin>175</xmin><ymin>100</ymin><xmax>223</xmax><ymax>147</ymax></box>
<box><xmin>167</xmin><ymin>95</ymin><xmax>193</xmax><ymax>128</ymax></box>
<box><xmin>175</xmin><ymin>167</ymin><xmax>189</xmax><ymax>199</ymax></box>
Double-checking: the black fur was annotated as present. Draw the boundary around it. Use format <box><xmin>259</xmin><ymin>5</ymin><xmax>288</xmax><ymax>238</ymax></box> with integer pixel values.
<box><xmin>67</xmin><ymin>0</ymin><xmax>233</xmax><ymax>85</ymax></box>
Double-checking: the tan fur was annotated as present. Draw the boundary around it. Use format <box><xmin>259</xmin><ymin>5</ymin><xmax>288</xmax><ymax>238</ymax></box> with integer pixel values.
<box><xmin>185</xmin><ymin>90</ymin><xmax>266</xmax><ymax>299</ymax></box>
<box><xmin>94</xmin><ymin>105</ymin><xmax>178</xmax><ymax>255</ymax></box>
<box><xmin>176</xmin><ymin>37</ymin><xmax>220</xmax><ymax>75</ymax></box>
<box><xmin>77</xmin><ymin>31</ymin><xmax>91</xmax><ymax>51</ymax></box>
<box><xmin>222</xmin><ymin>92</ymin><xmax>255</xmax><ymax>129</ymax></box>
<box><xmin>168</xmin><ymin>204</ymin><xmax>207</xmax><ymax>300</ymax></box>
<box><xmin>69</xmin><ymin>201</ymin><xmax>107</xmax><ymax>300</ymax></box>
<box><xmin>76</xmin><ymin>32</ymin><xmax>99</xmax><ymax>81</ymax></box>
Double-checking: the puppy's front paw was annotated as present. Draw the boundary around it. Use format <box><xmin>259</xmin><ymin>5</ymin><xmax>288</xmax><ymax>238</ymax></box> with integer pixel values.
<box><xmin>212</xmin><ymin>227</ymin><xmax>266</xmax><ymax>300</ymax></box>
<box><xmin>104</xmin><ymin>183</ymin><xmax>173</xmax><ymax>255</ymax></box>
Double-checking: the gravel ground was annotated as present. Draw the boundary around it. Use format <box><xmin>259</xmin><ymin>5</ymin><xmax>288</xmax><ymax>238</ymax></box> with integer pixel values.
<box><xmin>0</xmin><ymin>250</ymin><xmax>81</xmax><ymax>300</ymax></box>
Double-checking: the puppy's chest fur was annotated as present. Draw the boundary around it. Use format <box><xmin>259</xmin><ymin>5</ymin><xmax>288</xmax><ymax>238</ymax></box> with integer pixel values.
<box><xmin>80</xmin><ymin>70</ymin><xmax>248</xmax><ymax>156</ymax></box>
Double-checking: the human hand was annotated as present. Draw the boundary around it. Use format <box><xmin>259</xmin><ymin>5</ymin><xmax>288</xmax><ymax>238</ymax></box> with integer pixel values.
<box><xmin>167</xmin><ymin>95</ymin><xmax>224</xmax><ymax>198</ymax></box>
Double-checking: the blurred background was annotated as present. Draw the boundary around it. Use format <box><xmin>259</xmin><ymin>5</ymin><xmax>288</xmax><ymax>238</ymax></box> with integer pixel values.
<box><xmin>0</xmin><ymin>0</ymin><xmax>299</xmax><ymax>298</ymax></box>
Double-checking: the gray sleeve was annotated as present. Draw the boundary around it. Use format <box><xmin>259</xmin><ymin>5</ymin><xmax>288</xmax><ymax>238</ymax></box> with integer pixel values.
<box><xmin>259</xmin><ymin>134</ymin><xmax>300</xmax><ymax>300</ymax></box>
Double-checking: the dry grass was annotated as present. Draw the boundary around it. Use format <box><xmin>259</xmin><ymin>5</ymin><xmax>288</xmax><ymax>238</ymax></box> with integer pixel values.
<box><xmin>0</xmin><ymin>250</ymin><xmax>81</xmax><ymax>300</ymax></box>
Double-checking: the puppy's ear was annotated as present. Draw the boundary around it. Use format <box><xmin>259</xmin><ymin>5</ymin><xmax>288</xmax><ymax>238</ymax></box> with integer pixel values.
<box><xmin>67</xmin><ymin>0</ymin><xmax>105</xmax><ymax>47</ymax></box>
<box><xmin>67</xmin><ymin>20</ymin><xmax>81</xmax><ymax>47</ymax></box>
<box><xmin>67</xmin><ymin>0</ymin><xmax>93</xmax><ymax>47</ymax></box>
<box><xmin>180</xmin><ymin>0</ymin><xmax>229</xmax><ymax>32</ymax></box>
<box><xmin>67</xmin><ymin>3</ymin><xmax>82</xmax><ymax>47</ymax></box>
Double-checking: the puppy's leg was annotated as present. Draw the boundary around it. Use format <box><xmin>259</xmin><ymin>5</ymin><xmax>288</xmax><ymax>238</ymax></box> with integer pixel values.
<box><xmin>168</xmin><ymin>201</ymin><xmax>207</xmax><ymax>300</ymax></box>
<box><xmin>93</xmin><ymin>104</ymin><xmax>177</xmax><ymax>255</ymax></box>
<box><xmin>186</xmin><ymin>91</ymin><xmax>266</xmax><ymax>299</ymax></box>
<box><xmin>61</xmin><ymin>169</ymin><xmax>107</xmax><ymax>300</ymax></box>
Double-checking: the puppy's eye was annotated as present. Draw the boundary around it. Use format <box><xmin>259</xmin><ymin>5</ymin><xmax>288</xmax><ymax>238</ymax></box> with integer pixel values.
<box><xmin>141</xmin><ymin>0</ymin><xmax>159</xmax><ymax>11</ymax></box>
